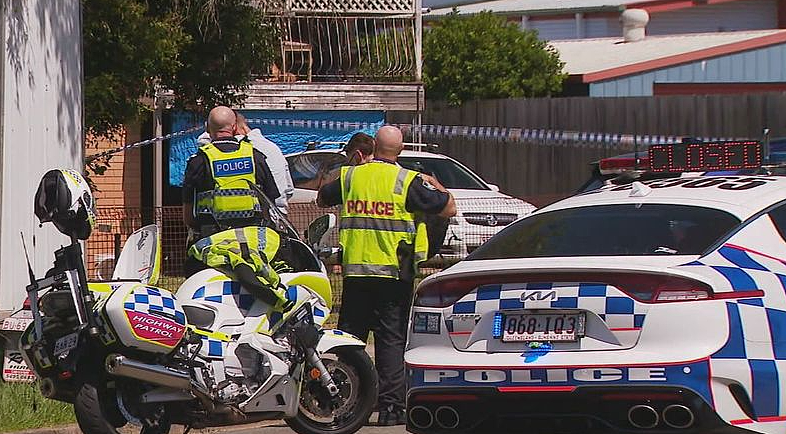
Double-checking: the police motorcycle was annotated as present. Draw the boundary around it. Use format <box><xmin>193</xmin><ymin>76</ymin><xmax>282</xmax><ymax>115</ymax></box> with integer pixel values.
<box><xmin>18</xmin><ymin>169</ymin><xmax>377</xmax><ymax>434</ymax></box>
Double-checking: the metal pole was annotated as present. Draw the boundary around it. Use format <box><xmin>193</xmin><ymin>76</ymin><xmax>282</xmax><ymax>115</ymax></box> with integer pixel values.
<box><xmin>414</xmin><ymin>0</ymin><xmax>423</xmax><ymax>82</ymax></box>
<box><xmin>153</xmin><ymin>100</ymin><xmax>163</xmax><ymax>209</ymax></box>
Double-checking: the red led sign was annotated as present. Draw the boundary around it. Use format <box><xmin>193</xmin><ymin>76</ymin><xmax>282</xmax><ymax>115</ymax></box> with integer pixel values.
<box><xmin>649</xmin><ymin>141</ymin><xmax>762</xmax><ymax>173</ymax></box>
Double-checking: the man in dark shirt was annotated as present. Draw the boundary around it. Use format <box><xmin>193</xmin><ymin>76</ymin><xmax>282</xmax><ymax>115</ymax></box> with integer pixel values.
<box><xmin>317</xmin><ymin>126</ymin><xmax>456</xmax><ymax>425</ymax></box>
<box><xmin>182</xmin><ymin>106</ymin><xmax>279</xmax><ymax>275</ymax></box>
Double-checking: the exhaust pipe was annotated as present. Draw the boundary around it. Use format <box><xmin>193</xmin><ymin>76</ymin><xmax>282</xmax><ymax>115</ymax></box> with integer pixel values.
<box><xmin>435</xmin><ymin>406</ymin><xmax>460</xmax><ymax>429</ymax></box>
<box><xmin>628</xmin><ymin>404</ymin><xmax>659</xmax><ymax>429</ymax></box>
<box><xmin>106</xmin><ymin>354</ymin><xmax>190</xmax><ymax>389</ymax></box>
<box><xmin>663</xmin><ymin>404</ymin><xmax>695</xmax><ymax>429</ymax></box>
<box><xmin>409</xmin><ymin>406</ymin><xmax>434</xmax><ymax>430</ymax></box>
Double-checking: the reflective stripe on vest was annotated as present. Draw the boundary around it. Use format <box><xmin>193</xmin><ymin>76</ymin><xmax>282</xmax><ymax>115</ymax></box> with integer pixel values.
<box><xmin>196</xmin><ymin>141</ymin><xmax>261</xmax><ymax>220</ymax></box>
<box><xmin>339</xmin><ymin>161</ymin><xmax>428</xmax><ymax>279</ymax></box>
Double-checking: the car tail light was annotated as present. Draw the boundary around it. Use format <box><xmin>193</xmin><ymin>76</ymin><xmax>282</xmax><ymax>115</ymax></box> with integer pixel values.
<box><xmin>599</xmin><ymin>155</ymin><xmax>650</xmax><ymax>175</ymax></box>
<box><xmin>414</xmin><ymin>272</ymin><xmax>762</xmax><ymax>308</ymax></box>
<box><xmin>23</xmin><ymin>297</ymin><xmax>31</xmax><ymax>310</ymax></box>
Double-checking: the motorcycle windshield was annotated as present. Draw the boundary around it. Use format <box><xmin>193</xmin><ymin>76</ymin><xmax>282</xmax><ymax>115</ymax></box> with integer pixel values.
<box><xmin>112</xmin><ymin>224</ymin><xmax>161</xmax><ymax>285</ymax></box>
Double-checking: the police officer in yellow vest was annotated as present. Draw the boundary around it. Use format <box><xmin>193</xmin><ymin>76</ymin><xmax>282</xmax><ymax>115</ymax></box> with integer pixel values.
<box><xmin>182</xmin><ymin>106</ymin><xmax>280</xmax><ymax>276</ymax></box>
<box><xmin>317</xmin><ymin>126</ymin><xmax>456</xmax><ymax>425</ymax></box>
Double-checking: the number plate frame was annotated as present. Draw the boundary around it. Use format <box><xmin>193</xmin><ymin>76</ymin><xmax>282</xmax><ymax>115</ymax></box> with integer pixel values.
<box><xmin>53</xmin><ymin>332</ymin><xmax>79</xmax><ymax>356</ymax></box>
<box><xmin>499</xmin><ymin>310</ymin><xmax>586</xmax><ymax>343</ymax></box>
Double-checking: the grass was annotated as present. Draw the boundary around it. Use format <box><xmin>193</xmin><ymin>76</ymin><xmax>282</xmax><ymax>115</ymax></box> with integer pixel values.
<box><xmin>0</xmin><ymin>382</ymin><xmax>75</xmax><ymax>432</ymax></box>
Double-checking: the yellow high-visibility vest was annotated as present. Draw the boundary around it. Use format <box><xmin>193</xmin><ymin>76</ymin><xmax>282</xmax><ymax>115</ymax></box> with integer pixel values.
<box><xmin>339</xmin><ymin>161</ymin><xmax>428</xmax><ymax>279</ymax></box>
<box><xmin>195</xmin><ymin>141</ymin><xmax>262</xmax><ymax>221</ymax></box>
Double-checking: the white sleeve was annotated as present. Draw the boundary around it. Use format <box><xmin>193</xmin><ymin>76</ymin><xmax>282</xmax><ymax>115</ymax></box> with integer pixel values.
<box><xmin>197</xmin><ymin>131</ymin><xmax>211</xmax><ymax>145</ymax></box>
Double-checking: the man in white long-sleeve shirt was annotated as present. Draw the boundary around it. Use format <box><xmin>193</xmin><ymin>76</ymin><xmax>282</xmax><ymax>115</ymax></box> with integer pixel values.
<box><xmin>198</xmin><ymin>113</ymin><xmax>295</xmax><ymax>214</ymax></box>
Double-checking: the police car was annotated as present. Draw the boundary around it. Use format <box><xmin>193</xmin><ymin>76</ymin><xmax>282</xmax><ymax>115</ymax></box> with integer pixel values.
<box><xmin>406</xmin><ymin>140</ymin><xmax>786</xmax><ymax>433</ymax></box>
<box><xmin>285</xmin><ymin>145</ymin><xmax>536</xmax><ymax>259</ymax></box>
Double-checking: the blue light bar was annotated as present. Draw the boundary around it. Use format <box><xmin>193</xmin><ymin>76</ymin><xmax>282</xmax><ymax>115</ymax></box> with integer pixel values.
<box><xmin>492</xmin><ymin>312</ymin><xmax>503</xmax><ymax>339</ymax></box>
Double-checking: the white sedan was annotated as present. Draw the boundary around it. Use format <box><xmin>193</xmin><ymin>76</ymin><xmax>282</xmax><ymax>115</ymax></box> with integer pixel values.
<box><xmin>285</xmin><ymin>147</ymin><xmax>535</xmax><ymax>259</ymax></box>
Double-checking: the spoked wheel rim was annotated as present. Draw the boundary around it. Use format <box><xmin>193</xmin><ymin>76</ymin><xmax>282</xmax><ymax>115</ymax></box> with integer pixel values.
<box><xmin>299</xmin><ymin>356</ymin><xmax>362</xmax><ymax>429</ymax></box>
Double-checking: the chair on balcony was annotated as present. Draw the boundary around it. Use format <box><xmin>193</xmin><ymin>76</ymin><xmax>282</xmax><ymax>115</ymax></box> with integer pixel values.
<box><xmin>281</xmin><ymin>41</ymin><xmax>313</xmax><ymax>82</ymax></box>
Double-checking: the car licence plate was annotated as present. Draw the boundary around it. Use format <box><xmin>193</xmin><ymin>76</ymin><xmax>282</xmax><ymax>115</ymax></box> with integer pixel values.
<box><xmin>53</xmin><ymin>333</ymin><xmax>79</xmax><ymax>356</ymax></box>
<box><xmin>500</xmin><ymin>312</ymin><xmax>586</xmax><ymax>342</ymax></box>
<box><xmin>1</xmin><ymin>316</ymin><xmax>33</xmax><ymax>332</ymax></box>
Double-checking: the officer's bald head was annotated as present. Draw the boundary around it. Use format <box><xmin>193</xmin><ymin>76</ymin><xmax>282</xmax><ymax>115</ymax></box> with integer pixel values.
<box><xmin>375</xmin><ymin>126</ymin><xmax>404</xmax><ymax>160</ymax></box>
<box><xmin>207</xmin><ymin>106</ymin><xmax>237</xmax><ymax>139</ymax></box>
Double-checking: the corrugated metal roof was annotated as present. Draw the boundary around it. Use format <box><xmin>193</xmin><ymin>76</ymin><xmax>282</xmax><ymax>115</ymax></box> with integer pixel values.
<box><xmin>427</xmin><ymin>0</ymin><xmax>654</xmax><ymax>15</ymax></box>
<box><xmin>550</xmin><ymin>29</ymin><xmax>786</xmax><ymax>77</ymax></box>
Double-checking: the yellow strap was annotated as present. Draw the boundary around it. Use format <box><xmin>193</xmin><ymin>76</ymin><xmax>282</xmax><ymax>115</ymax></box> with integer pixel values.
<box><xmin>188</xmin><ymin>326</ymin><xmax>232</xmax><ymax>342</ymax></box>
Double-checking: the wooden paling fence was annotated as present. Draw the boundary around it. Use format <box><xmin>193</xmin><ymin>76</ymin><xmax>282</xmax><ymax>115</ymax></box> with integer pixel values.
<box><xmin>389</xmin><ymin>93</ymin><xmax>786</xmax><ymax>203</ymax></box>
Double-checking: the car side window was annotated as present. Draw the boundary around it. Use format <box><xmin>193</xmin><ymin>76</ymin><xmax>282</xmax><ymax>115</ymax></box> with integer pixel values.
<box><xmin>768</xmin><ymin>203</ymin><xmax>786</xmax><ymax>242</ymax></box>
<box><xmin>287</xmin><ymin>153</ymin><xmax>347</xmax><ymax>191</ymax></box>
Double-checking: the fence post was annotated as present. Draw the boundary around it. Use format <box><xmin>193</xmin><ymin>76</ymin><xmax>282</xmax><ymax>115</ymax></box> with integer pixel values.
<box><xmin>114</xmin><ymin>233</ymin><xmax>121</xmax><ymax>265</ymax></box>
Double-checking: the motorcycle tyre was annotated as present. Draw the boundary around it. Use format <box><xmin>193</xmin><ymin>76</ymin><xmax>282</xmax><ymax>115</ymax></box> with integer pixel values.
<box><xmin>75</xmin><ymin>382</ymin><xmax>171</xmax><ymax>434</ymax></box>
<box><xmin>286</xmin><ymin>347</ymin><xmax>378</xmax><ymax>434</ymax></box>
<box><xmin>74</xmin><ymin>382</ymin><xmax>121</xmax><ymax>434</ymax></box>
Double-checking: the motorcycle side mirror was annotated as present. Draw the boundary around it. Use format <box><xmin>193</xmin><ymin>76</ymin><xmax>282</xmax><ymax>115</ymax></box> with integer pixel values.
<box><xmin>306</xmin><ymin>214</ymin><xmax>337</xmax><ymax>251</ymax></box>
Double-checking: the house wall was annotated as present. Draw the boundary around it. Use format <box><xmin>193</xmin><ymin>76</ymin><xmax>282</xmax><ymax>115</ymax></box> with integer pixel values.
<box><xmin>0</xmin><ymin>0</ymin><xmax>83</xmax><ymax>311</ymax></box>
<box><xmin>521</xmin><ymin>0</ymin><xmax>777</xmax><ymax>40</ymax></box>
<box><xmin>588</xmin><ymin>42</ymin><xmax>786</xmax><ymax>96</ymax></box>
<box><xmin>89</xmin><ymin>123</ymin><xmax>143</xmax><ymax>209</ymax></box>
<box><xmin>645</xmin><ymin>0</ymin><xmax>778</xmax><ymax>34</ymax></box>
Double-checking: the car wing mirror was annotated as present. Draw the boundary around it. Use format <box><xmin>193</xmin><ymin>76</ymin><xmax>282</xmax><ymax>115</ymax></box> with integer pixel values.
<box><xmin>488</xmin><ymin>183</ymin><xmax>500</xmax><ymax>192</ymax></box>
<box><xmin>306</xmin><ymin>214</ymin><xmax>337</xmax><ymax>251</ymax></box>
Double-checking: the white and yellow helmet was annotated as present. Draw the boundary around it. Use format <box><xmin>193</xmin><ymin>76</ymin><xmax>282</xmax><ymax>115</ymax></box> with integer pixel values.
<box><xmin>34</xmin><ymin>169</ymin><xmax>96</xmax><ymax>240</ymax></box>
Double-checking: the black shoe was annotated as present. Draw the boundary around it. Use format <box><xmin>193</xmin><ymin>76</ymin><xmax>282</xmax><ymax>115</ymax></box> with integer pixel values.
<box><xmin>377</xmin><ymin>406</ymin><xmax>406</xmax><ymax>426</ymax></box>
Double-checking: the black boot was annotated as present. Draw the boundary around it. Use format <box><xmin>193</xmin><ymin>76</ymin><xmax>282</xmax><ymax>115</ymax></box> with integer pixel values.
<box><xmin>377</xmin><ymin>405</ymin><xmax>406</xmax><ymax>426</ymax></box>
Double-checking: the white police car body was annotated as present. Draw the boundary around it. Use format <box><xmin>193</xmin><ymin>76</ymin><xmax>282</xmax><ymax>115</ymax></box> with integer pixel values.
<box><xmin>407</xmin><ymin>162</ymin><xmax>786</xmax><ymax>433</ymax></box>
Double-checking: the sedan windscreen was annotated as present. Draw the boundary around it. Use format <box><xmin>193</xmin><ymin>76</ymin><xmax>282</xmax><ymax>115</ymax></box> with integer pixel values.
<box><xmin>397</xmin><ymin>157</ymin><xmax>488</xmax><ymax>190</ymax></box>
<box><xmin>467</xmin><ymin>204</ymin><xmax>740</xmax><ymax>259</ymax></box>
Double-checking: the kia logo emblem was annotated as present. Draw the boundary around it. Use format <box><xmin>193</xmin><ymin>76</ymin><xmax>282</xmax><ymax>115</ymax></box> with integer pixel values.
<box><xmin>486</xmin><ymin>214</ymin><xmax>498</xmax><ymax>226</ymax></box>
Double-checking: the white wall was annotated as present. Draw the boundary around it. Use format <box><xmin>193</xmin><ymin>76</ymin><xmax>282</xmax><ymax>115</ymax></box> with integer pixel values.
<box><xmin>0</xmin><ymin>0</ymin><xmax>83</xmax><ymax>311</ymax></box>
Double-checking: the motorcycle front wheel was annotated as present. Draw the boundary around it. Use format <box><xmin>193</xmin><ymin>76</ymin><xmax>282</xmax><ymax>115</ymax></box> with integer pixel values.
<box><xmin>286</xmin><ymin>346</ymin><xmax>378</xmax><ymax>434</ymax></box>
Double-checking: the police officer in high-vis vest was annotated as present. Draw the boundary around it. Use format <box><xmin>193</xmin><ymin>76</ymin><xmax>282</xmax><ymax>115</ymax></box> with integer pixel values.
<box><xmin>317</xmin><ymin>126</ymin><xmax>456</xmax><ymax>425</ymax></box>
<box><xmin>182</xmin><ymin>106</ymin><xmax>280</xmax><ymax>276</ymax></box>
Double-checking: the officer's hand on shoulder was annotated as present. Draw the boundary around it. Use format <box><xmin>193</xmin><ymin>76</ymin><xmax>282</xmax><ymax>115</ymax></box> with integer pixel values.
<box><xmin>419</xmin><ymin>174</ymin><xmax>448</xmax><ymax>193</ymax></box>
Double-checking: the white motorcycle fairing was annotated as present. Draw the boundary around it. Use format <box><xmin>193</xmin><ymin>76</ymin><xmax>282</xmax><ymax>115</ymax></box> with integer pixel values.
<box><xmin>175</xmin><ymin>268</ymin><xmax>365</xmax><ymax>414</ymax></box>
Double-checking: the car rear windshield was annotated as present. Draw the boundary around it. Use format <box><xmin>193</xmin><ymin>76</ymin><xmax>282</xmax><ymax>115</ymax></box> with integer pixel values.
<box><xmin>397</xmin><ymin>157</ymin><xmax>488</xmax><ymax>190</ymax></box>
<box><xmin>467</xmin><ymin>204</ymin><xmax>740</xmax><ymax>259</ymax></box>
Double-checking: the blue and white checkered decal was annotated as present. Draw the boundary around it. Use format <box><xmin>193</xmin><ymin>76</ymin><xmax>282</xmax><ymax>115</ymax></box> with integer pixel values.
<box><xmin>447</xmin><ymin>282</ymin><xmax>649</xmax><ymax>330</ymax></box>
<box><xmin>200</xmin><ymin>335</ymin><xmax>226</xmax><ymax>358</ymax></box>
<box><xmin>192</xmin><ymin>281</ymin><xmax>257</xmax><ymax>314</ymax></box>
<box><xmin>677</xmin><ymin>243</ymin><xmax>786</xmax><ymax>425</ymax></box>
<box><xmin>123</xmin><ymin>285</ymin><xmax>186</xmax><ymax>326</ymax></box>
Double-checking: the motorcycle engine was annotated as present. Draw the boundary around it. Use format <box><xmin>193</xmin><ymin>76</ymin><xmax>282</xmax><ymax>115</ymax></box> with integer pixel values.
<box><xmin>217</xmin><ymin>343</ymin><xmax>272</xmax><ymax>403</ymax></box>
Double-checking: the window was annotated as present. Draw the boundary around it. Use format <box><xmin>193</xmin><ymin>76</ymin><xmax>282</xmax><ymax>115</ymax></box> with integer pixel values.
<box><xmin>768</xmin><ymin>203</ymin><xmax>786</xmax><ymax>243</ymax></box>
<box><xmin>287</xmin><ymin>153</ymin><xmax>347</xmax><ymax>191</ymax></box>
<box><xmin>467</xmin><ymin>204</ymin><xmax>740</xmax><ymax>260</ymax></box>
<box><xmin>397</xmin><ymin>157</ymin><xmax>488</xmax><ymax>190</ymax></box>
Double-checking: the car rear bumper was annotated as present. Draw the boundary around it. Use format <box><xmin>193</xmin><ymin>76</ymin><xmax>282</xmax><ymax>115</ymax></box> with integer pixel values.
<box><xmin>406</xmin><ymin>385</ymin><xmax>756</xmax><ymax>434</ymax></box>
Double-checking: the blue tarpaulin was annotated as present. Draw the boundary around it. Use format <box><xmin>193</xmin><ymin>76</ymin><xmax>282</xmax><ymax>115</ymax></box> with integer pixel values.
<box><xmin>168</xmin><ymin>110</ymin><xmax>384</xmax><ymax>187</ymax></box>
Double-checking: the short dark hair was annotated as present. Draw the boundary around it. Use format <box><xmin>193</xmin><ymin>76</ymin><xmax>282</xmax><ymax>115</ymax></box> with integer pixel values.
<box><xmin>344</xmin><ymin>132</ymin><xmax>375</xmax><ymax>157</ymax></box>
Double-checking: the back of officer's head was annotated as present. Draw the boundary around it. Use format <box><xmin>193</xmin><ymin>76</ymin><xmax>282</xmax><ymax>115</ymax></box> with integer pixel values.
<box><xmin>375</xmin><ymin>126</ymin><xmax>404</xmax><ymax>160</ymax></box>
<box><xmin>207</xmin><ymin>106</ymin><xmax>237</xmax><ymax>139</ymax></box>
<box><xmin>345</xmin><ymin>132</ymin><xmax>375</xmax><ymax>165</ymax></box>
